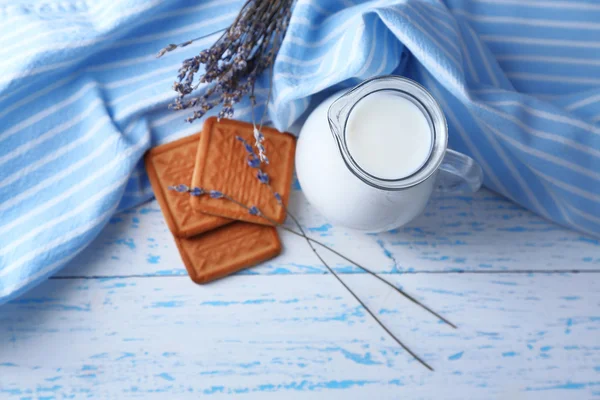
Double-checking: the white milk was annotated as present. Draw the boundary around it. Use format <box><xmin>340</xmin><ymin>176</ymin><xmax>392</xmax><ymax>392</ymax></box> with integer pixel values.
<box><xmin>345</xmin><ymin>90</ymin><xmax>432</xmax><ymax>180</ymax></box>
<box><xmin>296</xmin><ymin>91</ymin><xmax>437</xmax><ymax>232</ymax></box>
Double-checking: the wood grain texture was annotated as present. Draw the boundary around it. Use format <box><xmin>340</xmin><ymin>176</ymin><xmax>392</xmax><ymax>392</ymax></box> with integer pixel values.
<box><xmin>0</xmin><ymin>274</ymin><xmax>598</xmax><ymax>399</ymax></box>
<box><xmin>59</xmin><ymin>187</ymin><xmax>600</xmax><ymax>278</ymax></box>
<box><xmin>2</xmin><ymin>174</ymin><xmax>599</xmax><ymax>399</ymax></box>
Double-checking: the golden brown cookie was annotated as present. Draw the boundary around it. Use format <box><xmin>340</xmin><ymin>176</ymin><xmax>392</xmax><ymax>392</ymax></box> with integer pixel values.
<box><xmin>145</xmin><ymin>134</ymin><xmax>231</xmax><ymax>237</ymax></box>
<box><xmin>175</xmin><ymin>222</ymin><xmax>282</xmax><ymax>283</ymax></box>
<box><xmin>191</xmin><ymin>117</ymin><xmax>296</xmax><ymax>225</ymax></box>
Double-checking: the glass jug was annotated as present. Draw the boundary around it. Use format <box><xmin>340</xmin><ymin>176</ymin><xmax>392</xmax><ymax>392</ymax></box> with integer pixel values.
<box><xmin>295</xmin><ymin>75</ymin><xmax>483</xmax><ymax>232</ymax></box>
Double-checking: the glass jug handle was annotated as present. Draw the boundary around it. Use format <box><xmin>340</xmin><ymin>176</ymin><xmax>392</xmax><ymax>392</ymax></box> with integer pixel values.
<box><xmin>435</xmin><ymin>149</ymin><xmax>483</xmax><ymax>193</ymax></box>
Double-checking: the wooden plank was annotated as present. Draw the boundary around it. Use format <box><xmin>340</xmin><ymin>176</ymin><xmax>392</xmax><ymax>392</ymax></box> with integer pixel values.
<box><xmin>58</xmin><ymin>187</ymin><xmax>600</xmax><ymax>278</ymax></box>
<box><xmin>1</xmin><ymin>274</ymin><xmax>598</xmax><ymax>399</ymax></box>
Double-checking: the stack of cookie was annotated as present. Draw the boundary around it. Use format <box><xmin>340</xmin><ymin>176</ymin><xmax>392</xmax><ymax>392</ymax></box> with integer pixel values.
<box><xmin>145</xmin><ymin>117</ymin><xmax>297</xmax><ymax>283</ymax></box>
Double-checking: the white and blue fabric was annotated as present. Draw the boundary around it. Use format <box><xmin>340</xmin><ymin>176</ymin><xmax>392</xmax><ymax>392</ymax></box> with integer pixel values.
<box><xmin>1</xmin><ymin>0</ymin><xmax>600</xmax><ymax>303</ymax></box>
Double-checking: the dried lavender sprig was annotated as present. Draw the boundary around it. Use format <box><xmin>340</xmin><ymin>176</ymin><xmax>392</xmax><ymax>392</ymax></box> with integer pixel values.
<box><xmin>249</xmin><ymin>1</ymin><xmax>291</xmax><ymax>164</ymax></box>
<box><xmin>254</xmin><ymin>192</ymin><xmax>436</xmax><ymax>371</ymax></box>
<box><xmin>241</xmin><ymin>165</ymin><xmax>438</xmax><ymax>369</ymax></box>
<box><xmin>156</xmin><ymin>28</ymin><xmax>227</xmax><ymax>58</ymax></box>
<box><xmin>273</xmin><ymin>195</ymin><xmax>457</xmax><ymax>329</ymax></box>
<box><xmin>170</xmin><ymin>182</ymin><xmax>454</xmax><ymax>330</ymax></box>
<box><xmin>232</xmin><ymin>135</ymin><xmax>456</xmax><ymax>328</ymax></box>
<box><xmin>169</xmin><ymin>184</ymin><xmax>436</xmax><ymax>371</ymax></box>
<box><xmin>156</xmin><ymin>0</ymin><xmax>256</xmax><ymax>59</ymax></box>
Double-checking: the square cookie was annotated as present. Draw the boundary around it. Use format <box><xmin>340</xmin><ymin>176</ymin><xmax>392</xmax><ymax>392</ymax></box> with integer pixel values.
<box><xmin>175</xmin><ymin>222</ymin><xmax>282</xmax><ymax>284</ymax></box>
<box><xmin>145</xmin><ymin>134</ymin><xmax>231</xmax><ymax>238</ymax></box>
<box><xmin>191</xmin><ymin>117</ymin><xmax>296</xmax><ymax>225</ymax></box>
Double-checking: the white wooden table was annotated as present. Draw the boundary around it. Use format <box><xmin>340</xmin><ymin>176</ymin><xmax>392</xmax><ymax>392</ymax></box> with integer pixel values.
<box><xmin>1</xmin><ymin>183</ymin><xmax>599</xmax><ymax>399</ymax></box>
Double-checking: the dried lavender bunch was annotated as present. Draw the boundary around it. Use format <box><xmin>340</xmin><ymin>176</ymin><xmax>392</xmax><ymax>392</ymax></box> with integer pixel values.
<box><xmin>158</xmin><ymin>0</ymin><xmax>295</xmax><ymax>163</ymax></box>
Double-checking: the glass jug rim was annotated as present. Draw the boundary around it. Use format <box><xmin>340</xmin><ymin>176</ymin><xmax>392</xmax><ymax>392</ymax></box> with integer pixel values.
<box><xmin>327</xmin><ymin>75</ymin><xmax>448</xmax><ymax>191</ymax></box>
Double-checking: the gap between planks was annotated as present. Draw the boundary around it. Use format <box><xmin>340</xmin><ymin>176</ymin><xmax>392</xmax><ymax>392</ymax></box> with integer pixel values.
<box><xmin>49</xmin><ymin>269</ymin><xmax>600</xmax><ymax>280</ymax></box>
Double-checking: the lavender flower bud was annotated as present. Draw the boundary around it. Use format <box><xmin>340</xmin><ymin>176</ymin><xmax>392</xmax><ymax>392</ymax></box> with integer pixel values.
<box><xmin>157</xmin><ymin>43</ymin><xmax>177</xmax><ymax>58</ymax></box>
<box><xmin>247</xmin><ymin>155</ymin><xmax>260</xmax><ymax>169</ymax></box>
<box><xmin>190</xmin><ymin>187</ymin><xmax>204</xmax><ymax>196</ymax></box>
<box><xmin>209</xmin><ymin>190</ymin><xmax>224</xmax><ymax>199</ymax></box>
<box><xmin>248</xmin><ymin>206</ymin><xmax>260</xmax><ymax>216</ymax></box>
<box><xmin>240</xmin><ymin>141</ymin><xmax>254</xmax><ymax>154</ymax></box>
<box><xmin>169</xmin><ymin>184</ymin><xmax>189</xmax><ymax>193</ymax></box>
<box><xmin>257</xmin><ymin>170</ymin><xmax>269</xmax><ymax>184</ymax></box>
<box><xmin>274</xmin><ymin>192</ymin><xmax>282</xmax><ymax>204</ymax></box>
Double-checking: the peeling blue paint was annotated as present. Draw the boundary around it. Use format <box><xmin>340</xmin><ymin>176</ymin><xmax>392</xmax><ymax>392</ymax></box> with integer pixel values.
<box><xmin>200</xmin><ymin>370</ymin><xmax>226</xmax><ymax>376</ymax></box>
<box><xmin>526</xmin><ymin>382</ymin><xmax>591</xmax><ymax>391</ymax></box>
<box><xmin>251</xmin><ymin>380</ymin><xmax>374</xmax><ymax>391</ymax></box>
<box><xmin>115</xmin><ymin>238</ymin><xmax>135</xmax><ymax>250</ymax></box>
<box><xmin>201</xmin><ymin>300</ymin><xmax>234</xmax><ymax>306</ymax></box>
<box><xmin>448</xmin><ymin>351</ymin><xmax>464</xmax><ymax>360</ymax></box>
<box><xmin>204</xmin><ymin>386</ymin><xmax>225</xmax><ymax>394</ymax></box>
<box><xmin>147</xmin><ymin>254</ymin><xmax>160</xmax><ymax>264</ymax></box>
<box><xmin>320</xmin><ymin>380</ymin><xmax>371</xmax><ymax>389</ymax></box>
<box><xmin>243</xmin><ymin>299</ymin><xmax>275</xmax><ymax>305</ymax></box>
<box><xmin>338</xmin><ymin>349</ymin><xmax>381</xmax><ymax>366</ymax></box>
<box><xmin>200</xmin><ymin>299</ymin><xmax>275</xmax><ymax>306</ymax></box>
<box><xmin>0</xmin><ymin>388</ymin><xmax>21</xmax><ymax>395</ymax></box>
<box><xmin>239</xmin><ymin>361</ymin><xmax>260</xmax><ymax>368</ymax></box>
<box><xmin>308</xmin><ymin>223</ymin><xmax>332</xmax><ymax>233</ymax></box>
<box><xmin>502</xmin><ymin>351</ymin><xmax>517</xmax><ymax>357</ymax></box>
<box><xmin>157</xmin><ymin>373</ymin><xmax>175</xmax><ymax>381</ymax></box>
<box><xmin>152</xmin><ymin>300</ymin><xmax>183</xmax><ymax>308</ymax></box>
<box><xmin>0</xmin><ymin>362</ymin><xmax>17</xmax><ymax>367</ymax></box>
<box><xmin>116</xmin><ymin>352</ymin><xmax>135</xmax><ymax>361</ymax></box>
<box><xmin>36</xmin><ymin>385</ymin><xmax>62</xmax><ymax>393</ymax></box>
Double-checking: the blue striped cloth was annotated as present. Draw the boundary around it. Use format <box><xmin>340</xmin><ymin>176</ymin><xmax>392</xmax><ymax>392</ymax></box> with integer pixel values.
<box><xmin>1</xmin><ymin>0</ymin><xmax>599</xmax><ymax>303</ymax></box>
